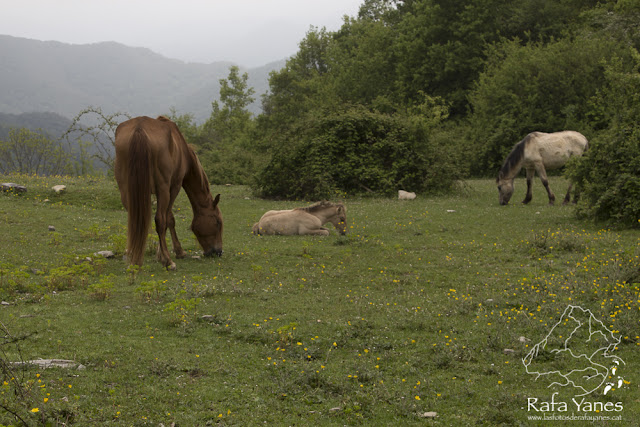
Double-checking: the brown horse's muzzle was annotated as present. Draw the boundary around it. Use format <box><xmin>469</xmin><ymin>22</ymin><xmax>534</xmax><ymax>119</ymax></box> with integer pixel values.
<box><xmin>204</xmin><ymin>248</ymin><xmax>223</xmax><ymax>257</ymax></box>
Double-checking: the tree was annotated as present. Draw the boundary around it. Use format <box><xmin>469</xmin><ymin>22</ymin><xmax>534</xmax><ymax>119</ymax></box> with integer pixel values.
<box><xmin>61</xmin><ymin>106</ymin><xmax>131</xmax><ymax>170</ymax></box>
<box><xmin>0</xmin><ymin>128</ymin><xmax>72</xmax><ymax>175</ymax></box>
<box><xmin>197</xmin><ymin>66</ymin><xmax>259</xmax><ymax>185</ymax></box>
<box><xmin>201</xmin><ymin>66</ymin><xmax>255</xmax><ymax>145</ymax></box>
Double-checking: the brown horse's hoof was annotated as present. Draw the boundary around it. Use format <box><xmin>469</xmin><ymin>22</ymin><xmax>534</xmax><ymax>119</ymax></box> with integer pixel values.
<box><xmin>166</xmin><ymin>261</ymin><xmax>177</xmax><ymax>271</ymax></box>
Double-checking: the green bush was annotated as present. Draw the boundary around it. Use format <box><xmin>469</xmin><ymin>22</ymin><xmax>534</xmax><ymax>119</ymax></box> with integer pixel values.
<box><xmin>254</xmin><ymin>104</ymin><xmax>460</xmax><ymax>199</ymax></box>
<box><xmin>567</xmin><ymin>52</ymin><xmax>640</xmax><ymax>227</ymax></box>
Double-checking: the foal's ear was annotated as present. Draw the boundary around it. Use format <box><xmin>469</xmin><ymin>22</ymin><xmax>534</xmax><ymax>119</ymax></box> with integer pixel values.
<box><xmin>213</xmin><ymin>194</ymin><xmax>221</xmax><ymax>207</ymax></box>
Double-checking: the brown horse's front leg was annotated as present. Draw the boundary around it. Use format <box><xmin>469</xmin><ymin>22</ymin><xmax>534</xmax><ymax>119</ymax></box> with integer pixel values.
<box><xmin>167</xmin><ymin>211</ymin><xmax>187</xmax><ymax>259</ymax></box>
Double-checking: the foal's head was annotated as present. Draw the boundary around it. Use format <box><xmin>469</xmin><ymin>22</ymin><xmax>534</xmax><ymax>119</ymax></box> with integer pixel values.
<box><xmin>330</xmin><ymin>204</ymin><xmax>348</xmax><ymax>235</ymax></box>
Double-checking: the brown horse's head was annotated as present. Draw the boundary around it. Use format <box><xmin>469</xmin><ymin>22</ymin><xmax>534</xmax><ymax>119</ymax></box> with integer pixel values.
<box><xmin>496</xmin><ymin>173</ymin><xmax>515</xmax><ymax>206</ymax></box>
<box><xmin>191</xmin><ymin>194</ymin><xmax>223</xmax><ymax>257</ymax></box>
<box><xmin>331</xmin><ymin>204</ymin><xmax>348</xmax><ymax>235</ymax></box>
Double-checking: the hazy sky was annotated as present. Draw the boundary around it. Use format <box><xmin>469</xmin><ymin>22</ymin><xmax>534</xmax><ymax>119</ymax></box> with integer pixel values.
<box><xmin>3</xmin><ymin>0</ymin><xmax>363</xmax><ymax>67</ymax></box>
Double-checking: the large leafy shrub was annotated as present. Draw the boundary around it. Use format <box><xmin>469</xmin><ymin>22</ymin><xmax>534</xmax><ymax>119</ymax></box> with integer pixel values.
<box><xmin>254</xmin><ymin>103</ymin><xmax>459</xmax><ymax>200</ymax></box>
<box><xmin>567</xmin><ymin>52</ymin><xmax>640</xmax><ymax>227</ymax></box>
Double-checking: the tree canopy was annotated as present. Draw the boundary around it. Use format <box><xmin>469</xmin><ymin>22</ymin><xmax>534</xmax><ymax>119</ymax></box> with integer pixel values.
<box><xmin>245</xmin><ymin>0</ymin><xmax>640</xmax><ymax>225</ymax></box>
<box><xmin>9</xmin><ymin>0</ymin><xmax>637</xmax><ymax>226</ymax></box>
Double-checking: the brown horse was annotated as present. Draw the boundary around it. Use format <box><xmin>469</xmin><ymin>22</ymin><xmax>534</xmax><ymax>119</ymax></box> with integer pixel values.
<box><xmin>252</xmin><ymin>201</ymin><xmax>347</xmax><ymax>236</ymax></box>
<box><xmin>114</xmin><ymin>116</ymin><xmax>223</xmax><ymax>269</ymax></box>
<box><xmin>497</xmin><ymin>131</ymin><xmax>588</xmax><ymax>205</ymax></box>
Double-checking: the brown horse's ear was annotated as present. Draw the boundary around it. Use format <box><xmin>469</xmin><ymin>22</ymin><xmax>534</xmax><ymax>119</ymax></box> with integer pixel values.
<box><xmin>213</xmin><ymin>194</ymin><xmax>221</xmax><ymax>207</ymax></box>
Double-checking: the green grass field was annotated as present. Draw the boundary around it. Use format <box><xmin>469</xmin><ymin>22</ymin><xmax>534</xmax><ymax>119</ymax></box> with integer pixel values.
<box><xmin>1</xmin><ymin>174</ymin><xmax>638</xmax><ymax>425</ymax></box>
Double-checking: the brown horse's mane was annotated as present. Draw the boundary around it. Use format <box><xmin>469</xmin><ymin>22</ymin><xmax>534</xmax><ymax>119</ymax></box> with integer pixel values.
<box><xmin>156</xmin><ymin>116</ymin><xmax>211</xmax><ymax>196</ymax></box>
<box><xmin>295</xmin><ymin>201</ymin><xmax>342</xmax><ymax>213</ymax></box>
<box><xmin>497</xmin><ymin>134</ymin><xmax>530</xmax><ymax>180</ymax></box>
<box><xmin>185</xmin><ymin>145</ymin><xmax>211</xmax><ymax>195</ymax></box>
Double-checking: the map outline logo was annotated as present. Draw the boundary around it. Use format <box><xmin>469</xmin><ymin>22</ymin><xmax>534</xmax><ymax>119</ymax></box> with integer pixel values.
<box><xmin>522</xmin><ymin>304</ymin><xmax>626</xmax><ymax>397</ymax></box>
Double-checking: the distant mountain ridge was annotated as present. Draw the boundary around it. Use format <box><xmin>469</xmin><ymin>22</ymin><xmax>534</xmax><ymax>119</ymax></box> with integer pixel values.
<box><xmin>0</xmin><ymin>35</ymin><xmax>284</xmax><ymax>123</ymax></box>
<box><xmin>0</xmin><ymin>111</ymin><xmax>72</xmax><ymax>141</ymax></box>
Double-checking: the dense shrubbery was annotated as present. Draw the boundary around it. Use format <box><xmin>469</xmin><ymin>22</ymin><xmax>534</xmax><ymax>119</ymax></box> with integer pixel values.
<box><xmin>567</xmin><ymin>52</ymin><xmax>640</xmax><ymax>227</ymax></box>
<box><xmin>256</xmin><ymin>103</ymin><xmax>461</xmax><ymax>199</ymax></box>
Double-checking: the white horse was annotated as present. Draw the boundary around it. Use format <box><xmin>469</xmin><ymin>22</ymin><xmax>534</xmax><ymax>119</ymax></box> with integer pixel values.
<box><xmin>252</xmin><ymin>201</ymin><xmax>347</xmax><ymax>236</ymax></box>
<box><xmin>497</xmin><ymin>131</ymin><xmax>588</xmax><ymax>205</ymax></box>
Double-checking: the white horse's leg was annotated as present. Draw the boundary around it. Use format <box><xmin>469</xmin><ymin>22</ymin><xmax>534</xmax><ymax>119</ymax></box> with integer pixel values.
<box><xmin>523</xmin><ymin>168</ymin><xmax>535</xmax><ymax>204</ymax></box>
<box><xmin>562</xmin><ymin>182</ymin><xmax>573</xmax><ymax>205</ymax></box>
<box><xmin>535</xmin><ymin>164</ymin><xmax>555</xmax><ymax>205</ymax></box>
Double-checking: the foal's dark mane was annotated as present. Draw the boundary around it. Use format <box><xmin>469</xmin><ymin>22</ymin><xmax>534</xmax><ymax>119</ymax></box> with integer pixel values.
<box><xmin>296</xmin><ymin>201</ymin><xmax>341</xmax><ymax>213</ymax></box>
<box><xmin>497</xmin><ymin>134</ymin><xmax>531</xmax><ymax>180</ymax></box>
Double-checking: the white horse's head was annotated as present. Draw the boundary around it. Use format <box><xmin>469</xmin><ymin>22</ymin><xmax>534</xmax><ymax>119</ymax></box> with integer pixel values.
<box><xmin>496</xmin><ymin>174</ymin><xmax>515</xmax><ymax>206</ymax></box>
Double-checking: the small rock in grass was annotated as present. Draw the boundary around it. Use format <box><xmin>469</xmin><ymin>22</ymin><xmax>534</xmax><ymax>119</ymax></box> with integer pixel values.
<box><xmin>1</xmin><ymin>183</ymin><xmax>27</xmax><ymax>193</ymax></box>
<box><xmin>48</xmin><ymin>225</ymin><xmax>56</xmax><ymax>232</ymax></box>
<box><xmin>398</xmin><ymin>190</ymin><xmax>416</xmax><ymax>200</ymax></box>
<box><xmin>419</xmin><ymin>411</ymin><xmax>438</xmax><ymax>418</ymax></box>
<box><xmin>95</xmin><ymin>250</ymin><xmax>115</xmax><ymax>259</ymax></box>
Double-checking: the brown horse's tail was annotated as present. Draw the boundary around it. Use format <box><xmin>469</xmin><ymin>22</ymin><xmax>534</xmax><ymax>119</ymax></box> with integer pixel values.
<box><xmin>126</xmin><ymin>126</ymin><xmax>152</xmax><ymax>265</ymax></box>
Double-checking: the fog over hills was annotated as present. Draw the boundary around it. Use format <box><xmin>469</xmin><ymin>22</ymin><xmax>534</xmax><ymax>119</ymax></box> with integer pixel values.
<box><xmin>0</xmin><ymin>35</ymin><xmax>284</xmax><ymax>124</ymax></box>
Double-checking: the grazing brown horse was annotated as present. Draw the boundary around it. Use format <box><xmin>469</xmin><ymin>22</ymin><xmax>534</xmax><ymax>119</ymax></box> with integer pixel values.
<box><xmin>252</xmin><ymin>201</ymin><xmax>347</xmax><ymax>236</ymax></box>
<box><xmin>497</xmin><ymin>131</ymin><xmax>588</xmax><ymax>206</ymax></box>
<box><xmin>114</xmin><ymin>116</ymin><xmax>223</xmax><ymax>269</ymax></box>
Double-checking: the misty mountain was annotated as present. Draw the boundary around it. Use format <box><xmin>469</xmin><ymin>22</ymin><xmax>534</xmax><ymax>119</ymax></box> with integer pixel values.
<box><xmin>0</xmin><ymin>111</ymin><xmax>72</xmax><ymax>140</ymax></box>
<box><xmin>0</xmin><ymin>35</ymin><xmax>285</xmax><ymax>123</ymax></box>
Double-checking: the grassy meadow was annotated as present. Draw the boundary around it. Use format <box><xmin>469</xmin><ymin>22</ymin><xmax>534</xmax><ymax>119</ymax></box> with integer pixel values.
<box><xmin>1</xmin><ymin>174</ymin><xmax>639</xmax><ymax>425</ymax></box>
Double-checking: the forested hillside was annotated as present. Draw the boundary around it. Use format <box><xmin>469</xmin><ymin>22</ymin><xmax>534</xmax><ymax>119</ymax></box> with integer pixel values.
<box><xmin>2</xmin><ymin>0</ymin><xmax>639</xmax><ymax>225</ymax></box>
<box><xmin>0</xmin><ymin>112</ymin><xmax>72</xmax><ymax>140</ymax></box>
